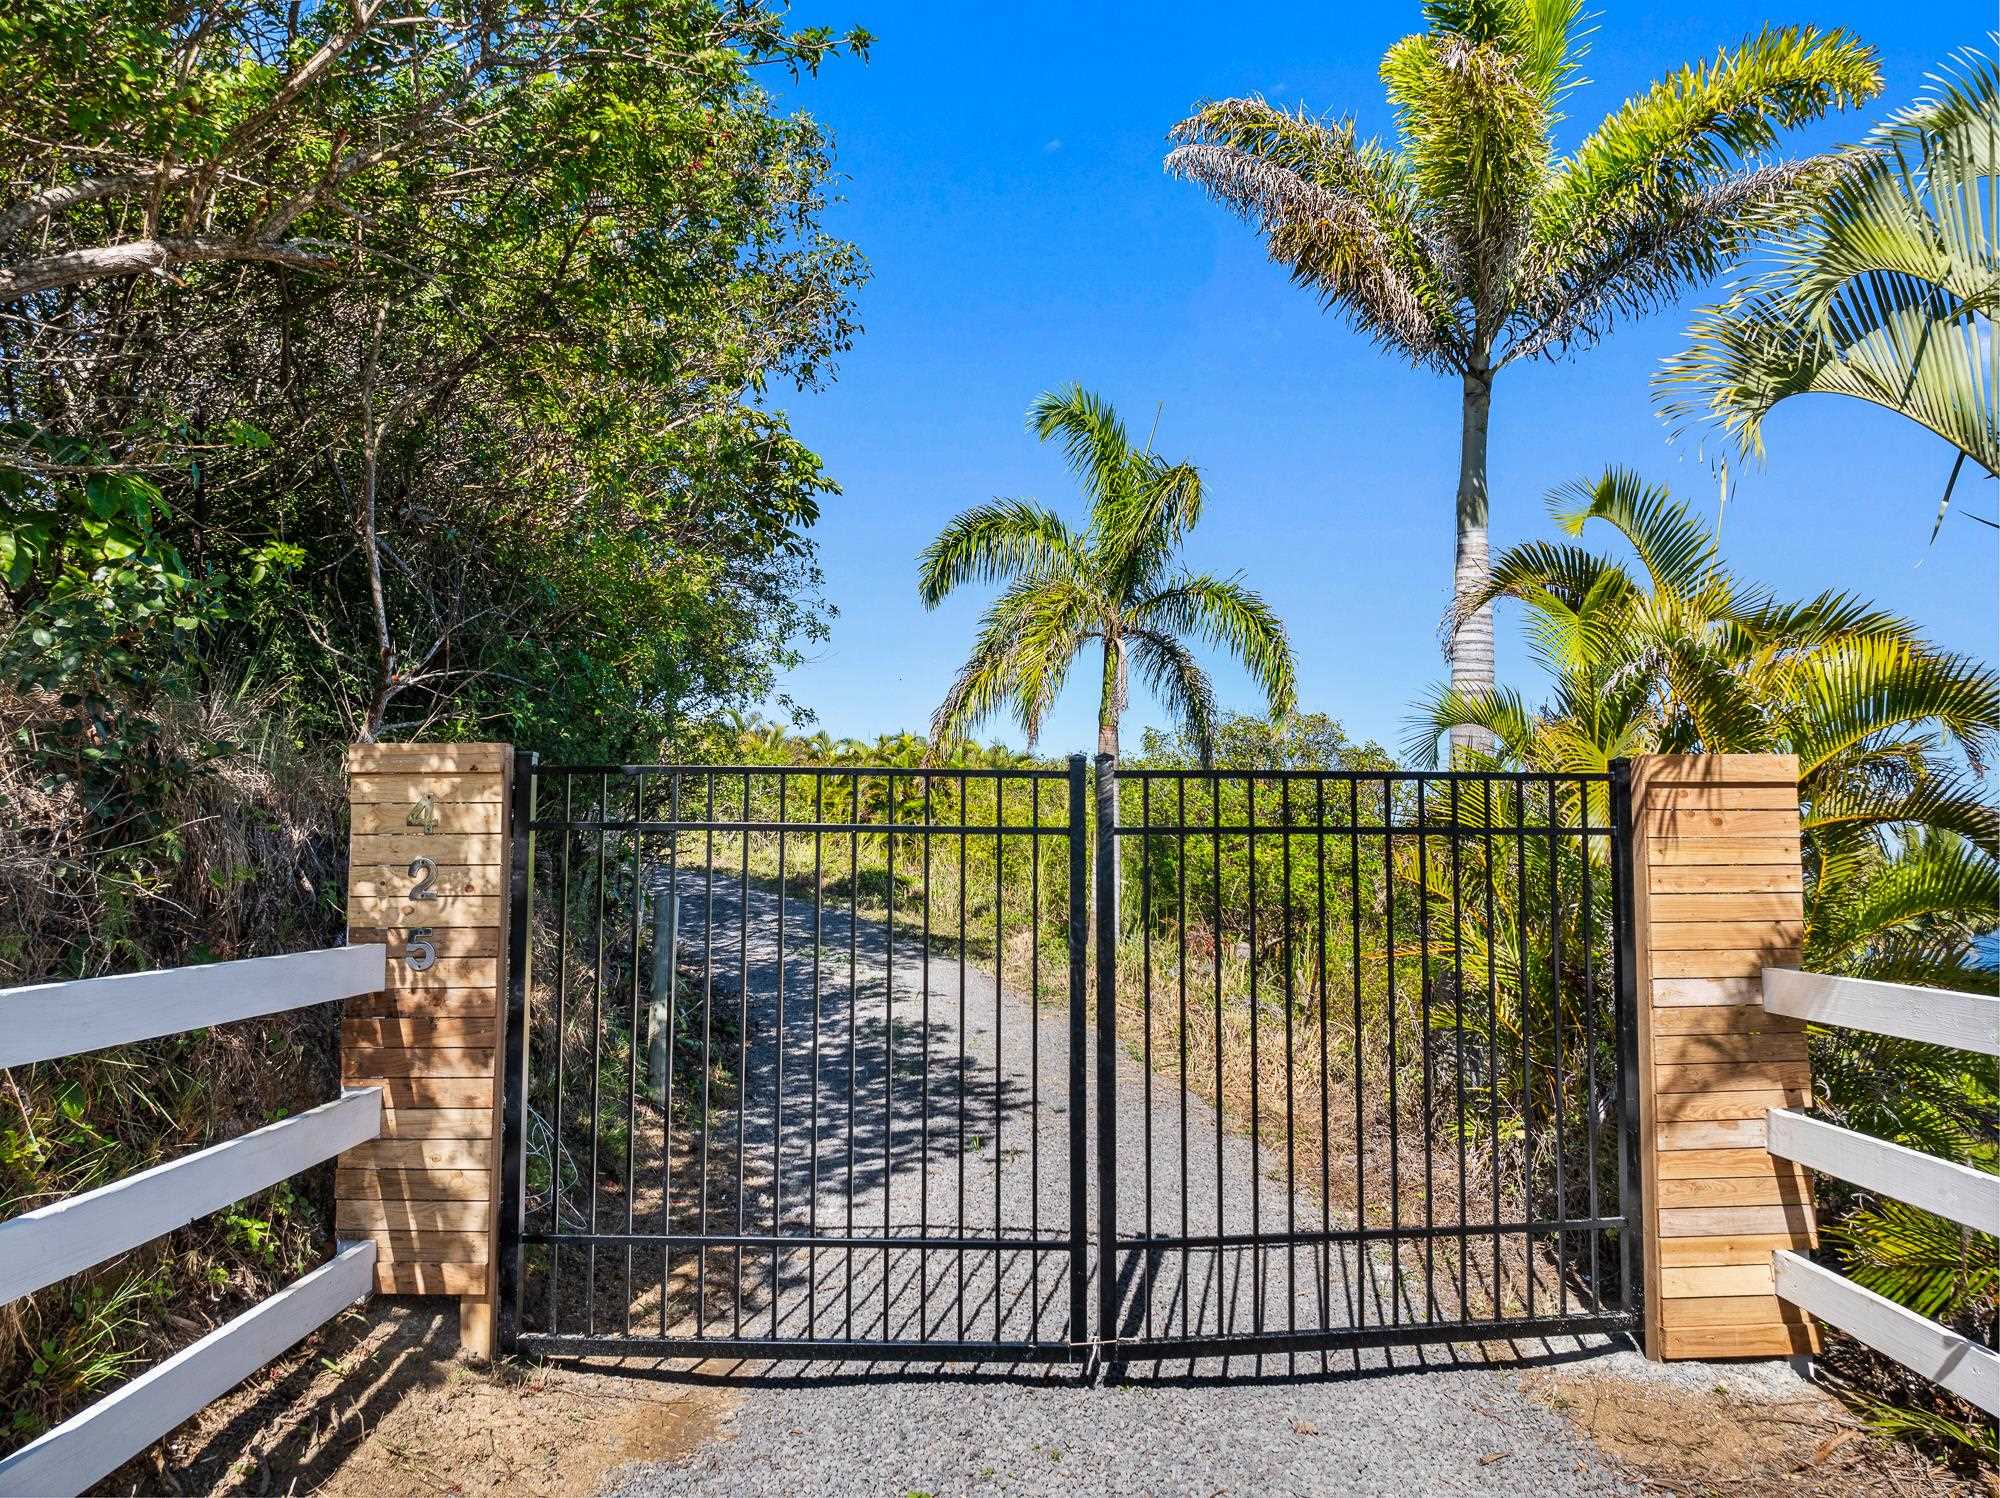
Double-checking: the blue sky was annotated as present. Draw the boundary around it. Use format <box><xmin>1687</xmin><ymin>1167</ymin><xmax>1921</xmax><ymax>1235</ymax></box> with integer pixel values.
<box><xmin>766</xmin><ymin>1</ymin><xmax>1998</xmax><ymax>759</ymax></box>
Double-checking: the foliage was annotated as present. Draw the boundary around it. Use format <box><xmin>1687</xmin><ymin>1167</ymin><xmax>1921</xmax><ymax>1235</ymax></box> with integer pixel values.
<box><xmin>1660</xmin><ymin>48</ymin><xmax>1999</xmax><ymax>523</ymax></box>
<box><xmin>1166</xmin><ymin>2</ymin><xmax>1882</xmax><ymax>735</ymax></box>
<box><xmin>919</xmin><ymin>387</ymin><xmax>1296</xmax><ymax>761</ymax></box>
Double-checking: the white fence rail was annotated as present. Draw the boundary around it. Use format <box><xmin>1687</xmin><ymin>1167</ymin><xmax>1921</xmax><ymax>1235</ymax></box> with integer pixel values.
<box><xmin>1762</xmin><ymin>966</ymin><xmax>1999</xmax><ymax>1419</ymax></box>
<box><xmin>0</xmin><ymin>945</ymin><xmax>385</xmax><ymax>1497</ymax></box>
<box><xmin>0</xmin><ymin>943</ymin><xmax>387</xmax><ymax>1068</ymax></box>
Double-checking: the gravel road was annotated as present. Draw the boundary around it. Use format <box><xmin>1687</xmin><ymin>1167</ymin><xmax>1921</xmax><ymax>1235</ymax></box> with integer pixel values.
<box><xmin>593</xmin><ymin>873</ymin><xmax>1640</xmax><ymax>1497</ymax></box>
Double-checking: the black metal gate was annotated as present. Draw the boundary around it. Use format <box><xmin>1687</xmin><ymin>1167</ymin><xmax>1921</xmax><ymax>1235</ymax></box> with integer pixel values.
<box><xmin>500</xmin><ymin>756</ymin><xmax>1640</xmax><ymax>1363</ymax></box>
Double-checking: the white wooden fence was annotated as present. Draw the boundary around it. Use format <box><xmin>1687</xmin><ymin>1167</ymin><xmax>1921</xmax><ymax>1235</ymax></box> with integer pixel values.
<box><xmin>1762</xmin><ymin>966</ymin><xmax>1999</xmax><ymax>1418</ymax></box>
<box><xmin>0</xmin><ymin>946</ymin><xmax>387</xmax><ymax>1498</ymax></box>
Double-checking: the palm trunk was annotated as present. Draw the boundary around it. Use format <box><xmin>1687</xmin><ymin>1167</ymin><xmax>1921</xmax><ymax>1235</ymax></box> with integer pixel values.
<box><xmin>1449</xmin><ymin>364</ymin><xmax>1496</xmax><ymax>760</ymax></box>
<box><xmin>1097</xmin><ymin>633</ymin><xmax>1123</xmax><ymax>759</ymax></box>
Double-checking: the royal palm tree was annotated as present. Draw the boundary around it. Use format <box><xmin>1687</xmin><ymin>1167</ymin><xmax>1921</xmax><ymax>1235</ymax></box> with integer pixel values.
<box><xmin>1166</xmin><ymin>3</ymin><xmax>1882</xmax><ymax>754</ymax></box>
<box><xmin>918</xmin><ymin>386</ymin><xmax>1296</xmax><ymax>763</ymax></box>
<box><xmin>1660</xmin><ymin>50</ymin><xmax>1999</xmax><ymax>529</ymax></box>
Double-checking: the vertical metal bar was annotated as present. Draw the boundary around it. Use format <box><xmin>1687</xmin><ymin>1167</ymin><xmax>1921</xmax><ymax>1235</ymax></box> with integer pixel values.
<box><xmin>810</xmin><ymin>774</ymin><xmax>825</xmax><ymax>1337</ymax></box>
<box><xmin>1550</xmin><ymin>774</ymin><xmax>1567</xmax><ymax>1319</ymax></box>
<box><xmin>589</xmin><ymin>772</ymin><xmax>607</xmax><ymax>1337</ymax></box>
<box><xmin>735</xmin><ymin>771</ymin><xmax>751</xmax><ymax>1337</ymax></box>
<box><xmin>626</xmin><ymin>772</ymin><xmax>643</xmax><ymax>1336</ymax></box>
<box><xmin>1415</xmin><ymin>777</ymin><xmax>1433</xmax><ymax>1322</ymax></box>
<box><xmin>846</xmin><ymin>772</ymin><xmax>860</xmax><ymax>1339</ymax></box>
<box><xmin>699</xmin><ymin>772</ymin><xmax>716</xmax><ymax>1337</ymax></box>
<box><xmin>1450</xmin><ymin>779</ymin><xmax>1469</xmax><ymax>1321</ymax></box>
<box><xmin>993</xmin><ymin>775</ymin><xmax>1005</xmax><ymax>1344</ymax></box>
<box><xmin>1486</xmin><ymin>779</ymin><xmax>1501</xmax><ymax>1317</ymax></box>
<box><xmin>884</xmin><ymin>771</ymin><xmax>897</xmax><ymax>1340</ymax></box>
<box><xmin>498</xmin><ymin>752</ymin><xmax>537</xmax><ymax>1354</ymax></box>
<box><xmin>1314</xmin><ymin>776</ymin><xmax>1329</xmax><ymax>1340</ymax></box>
<box><xmin>1281</xmin><ymin>777</ymin><xmax>1296</xmax><ymax>1347</ymax></box>
<box><xmin>1608</xmin><ymin>759</ymin><xmax>1642</xmax><ymax>1320</ymax></box>
<box><xmin>1581</xmin><ymin>780</ymin><xmax>1601</xmax><ymax>1314</ymax></box>
<box><xmin>662</xmin><ymin>774</ymin><xmax>680</xmax><ymax>1338</ymax></box>
<box><xmin>552</xmin><ymin>776</ymin><xmax>572</xmax><ymax>1336</ymax></box>
<box><xmin>1178</xmin><ymin>774</ymin><xmax>1191</xmax><ymax>1336</ymax></box>
<box><xmin>1247</xmin><ymin>774</ymin><xmax>1262</xmax><ymax>1341</ymax></box>
<box><xmin>1141</xmin><ymin>775</ymin><xmax>1154</xmax><ymax>1340</ymax></box>
<box><xmin>957</xmin><ymin>770</ymin><xmax>968</xmax><ymax>1339</ymax></box>
<box><xmin>1066</xmin><ymin>755</ymin><xmax>1089</xmax><ymax>1351</ymax></box>
<box><xmin>773</xmin><ymin>770</ymin><xmax>786</xmax><ymax>1340</ymax></box>
<box><xmin>1031</xmin><ymin>774</ymin><xmax>1043</xmax><ymax>1342</ymax></box>
<box><xmin>1350</xmin><ymin>777</ymin><xmax>1363</xmax><ymax>1328</ymax></box>
<box><xmin>1516</xmin><ymin>773</ymin><xmax>1532</xmax><ymax>1323</ymax></box>
<box><xmin>921</xmin><ymin>774</ymin><xmax>932</xmax><ymax>1341</ymax></box>
<box><xmin>1094</xmin><ymin>754</ymin><xmax>1118</xmax><ymax>1349</ymax></box>
<box><xmin>1385</xmin><ymin>774</ymin><xmax>1398</xmax><ymax>1327</ymax></box>
<box><xmin>1212</xmin><ymin>772</ymin><xmax>1225</xmax><ymax>1328</ymax></box>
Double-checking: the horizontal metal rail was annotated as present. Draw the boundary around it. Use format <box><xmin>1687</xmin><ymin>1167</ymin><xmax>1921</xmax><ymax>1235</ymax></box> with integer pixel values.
<box><xmin>1763</xmin><ymin>967</ymin><xmax>1998</xmax><ymax>1056</ymax></box>
<box><xmin>1095</xmin><ymin>1313</ymin><xmax>1638</xmax><ymax>1364</ymax></box>
<box><xmin>0</xmin><ymin>945</ymin><xmax>388</xmax><ymax>1067</ymax></box>
<box><xmin>1774</xmin><ymin>1251</ymin><xmax>1998</xmax><ymax>1417</ymax></box>
<box><xmin>0</xmin><ymin>1241</ymin><xmax>378</xmax><ymax>1498</ymax></box>
<box><xmin>533</xmin><ymin>764</ymin><xmax>1072</xmax><ymax>780</ymax></box>
<box><xmin>515</xmin><ymin>1333</ymin><xmax>1085</xmax><ymax>1362</ymax></box>
<box><xmin>1113</xmin><ymin>821</ymin><xmax>1614</xmax><ymax>836</ymax></box>
<box><xmin>0</xmin><ymin>1089</ymin><xmax>382</xmax><ymax>1305</ymax></box>
<box><xmin>525</xmin><ymin>818</ymin><xmax>1075</xmax><ymax>835</ymax></box>
<box><xmin>1767</xmin><ymin>1108</ymin><xmax>1997</xmax><ymax>1237</ymax></box>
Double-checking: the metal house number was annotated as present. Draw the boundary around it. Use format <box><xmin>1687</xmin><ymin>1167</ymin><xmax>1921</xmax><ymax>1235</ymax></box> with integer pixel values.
<box><xmin>408</xmin><ymin>856</ymin><xmax>439</xmax><ymax>902</ymax></box>
<box><xmin>405</xmin><ymin>926</ymin><xmax>437</xmax><ymax>972</ymax></box>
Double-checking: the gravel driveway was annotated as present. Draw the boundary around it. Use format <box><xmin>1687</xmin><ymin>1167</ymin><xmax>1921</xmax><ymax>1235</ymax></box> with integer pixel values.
<box><xmin>594</xmin><ymin>872</ymin><xmax>1640</xmax><ymax>1497</ymax></box>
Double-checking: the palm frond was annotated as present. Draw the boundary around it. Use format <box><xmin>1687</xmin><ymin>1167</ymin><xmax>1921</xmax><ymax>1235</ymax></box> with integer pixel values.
<box><xmin>1126</xmin><ymin>629</ymin><xmax>1221</xmax><ymax>764</ymax></box>
<box><xmin>1129</xmin><ymin>571</ymin><xmax>1298</xmax><ymax>719</ymax></box>
<box><xmin>915</xmin><ymin>498</ymin><xmax>1089</xmax><ymax>608</ymax></box>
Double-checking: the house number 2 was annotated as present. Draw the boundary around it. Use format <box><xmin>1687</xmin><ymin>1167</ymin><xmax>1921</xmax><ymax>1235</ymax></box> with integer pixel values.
<box><xmin>408</xmin><ymin>856</ymin><xmax>439</xmax><ymax>901</ymax></box>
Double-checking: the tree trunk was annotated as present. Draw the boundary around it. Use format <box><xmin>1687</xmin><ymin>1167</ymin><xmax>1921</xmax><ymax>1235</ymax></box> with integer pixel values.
<box><xmin>1097</xmin><ymin>633</ymin><xmax>1123</xmax><ymax>758</ymax></box>
<box><xmin>1449</xmin><ymin>365</ymin><xmax>1497</xmax><ymax>761</ymax></box>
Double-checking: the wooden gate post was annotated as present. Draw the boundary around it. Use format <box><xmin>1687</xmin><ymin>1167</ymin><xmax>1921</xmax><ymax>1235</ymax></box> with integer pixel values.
<box><xmin>339</xmin><ymin>742</ymin><xmax>514</xmax><ymax>1359</ymax></box>
<box><xmin>1627</xmin><ymin>753</ymin><xmax>1820</xmax><ymax>1360</ymax></box>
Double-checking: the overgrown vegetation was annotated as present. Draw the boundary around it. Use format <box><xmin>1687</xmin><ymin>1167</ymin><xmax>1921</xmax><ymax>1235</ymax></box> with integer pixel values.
<box><xmin>1</xmin><ymin>0</ymin><xmax>867</xmax><ymax>1454</ymax></box>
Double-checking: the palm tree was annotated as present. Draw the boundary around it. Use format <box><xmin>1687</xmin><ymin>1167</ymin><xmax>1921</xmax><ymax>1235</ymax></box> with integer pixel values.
<box><xmin>1660</xmin><ymin>50</ymin><xmax>1999</xmax><ymax>530</ymax></box>
<box><xmin>918</xmin><ymin>386</ymin><xmax>1296</xmax><ymax>763</ymax></box>
<box><xmin>1166</xmin><ymin>4</ymin><xmax>1882</xmax><ymax>754</ymax></box>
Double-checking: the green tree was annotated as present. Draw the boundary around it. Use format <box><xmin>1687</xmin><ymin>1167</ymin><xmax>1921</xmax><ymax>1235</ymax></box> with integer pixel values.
<box><xmin>1166</xmin><ymin>2</ymin><xmax>1881</xmax><ymax>754</ymax></box>
<box><xmin>1660</xmin><ymin>50</ymin><xmax>1999</xmax><ymax>529</ymax></box>
<box><xmin>918</xmin><ymin>386</ymin><xmax>1296</xmax><ymax>762</ymax></box>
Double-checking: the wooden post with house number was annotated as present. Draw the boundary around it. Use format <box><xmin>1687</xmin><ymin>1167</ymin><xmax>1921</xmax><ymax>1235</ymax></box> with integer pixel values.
<box><xmin>338</xmin><ymin>742</ymin><xmax>513</xmax><ymax>1359</ymax></box>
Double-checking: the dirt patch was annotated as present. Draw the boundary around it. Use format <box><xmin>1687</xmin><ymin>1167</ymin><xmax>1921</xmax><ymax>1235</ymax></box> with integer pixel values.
<box><xmin>1521</xmin><ymin>1364</ymin><xmax>1986</xmax><ymax>1497</ymax></box>
<box><xmin>96</xmin><ymin>1300</ymin><xmax>733</xmax><ymax>1497</ymax></box>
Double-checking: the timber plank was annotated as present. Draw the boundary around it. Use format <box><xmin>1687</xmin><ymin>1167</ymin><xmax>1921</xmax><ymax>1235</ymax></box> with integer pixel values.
<box><xmin>348</xmin><ymin>894</ymin><xmax>502</xmax><ymax>928</ymax></box>
<box><xmin>1649</xmin><ymin>892</ymin><xmax>1804</xmax><ymax>922</ymax></box>
<box><xmin>1652</xmin><ymin>977</ymin><xmax>1762</xmax><ymax>1006</ymax></box>
<box><xmin>353</xmin><ymin>869</ymin><xmax>503</xmax><ymax>898</ymax></box>
<box><xmin>364</xmin><ymin>1231</ymin><xmax>490</xmax><ymax>1263</ymax></box>
<box><xmin>349</xmin><ymin>832</ymin><xmax>504</xmax><ymax>865</ymax></box>
<box><xmin>375</xmin><ymin>1262</ymin><xmax>488</xmax><ymax>1295</ymax></box>
<box><xmin>1661</xmin><ymin>1263</ymin><xmax>1776</xmax><ymax>1298</ymax></box>
<box><xmin>342</xmin><ymin>1077</ymin><xmax>492</xmax><ymax>1108</ymax></box>
<box><xmin>1652</xmin><ymin>1006</ymin><xmax>1804</xmax><ymax>1036</ymax></box>
<box><xmin>1649</xmin><ymin>865</ymin><xmax>1802</xmax><ymax>895</ymax></box>
<box><xmin>1660</xmin><ymin>1294</ymin><xmax>1807</xmax><ymax>1329</ymax></box>
<box><xmin>349</xmin><ymin>773</ymin><xmax>505</xmax><ymax>806</ymax></box>
<box><xmin>1659</xmin><ymin>1119</ymin><xmax>1768</xmax><ymax>1149</ymax></box>
<box><xmin>350</xmin><ymin>927</ymin><xmax>502</xmax><ymax>959</ymax></box>
<box><xmin>348</xmin><ymin>989</ymin><xmax>499</xmax><ymax>1018</ymax></box>
<box><xmin>1652</xmin><ymin>1032</ymin><xmax>1810</xmax><ymax>1064</ymax></box>
<box><xmin>1658</xmin><ymin>1233</ymin><xmax>1803</xmax><ymax>1267</ymax></box>
<box><xmin>1656</xmin><ymin>1087</ymin><xmax>1805</xmax><ymax>1122</ymax></box>
<box><xmin>1638</xmin><ymin>755</ymin><xmax>1798</xmax><ymax>786</ymax></box>
<box><xmin>1659</xmin><ymin>1203</ymin><xmax>1816</xmax><ymax>1238</ymax></box>
<box><xmin>348</xmin><ymin>744</ymin><xmax>509</xmax><ymax>775</ymax></box>
<box><xmin>1655</xmin><ymin>1060</ymin><xmax>1811</xmax><ymax>1093</ymax></box>
<box><xmin>342</xmin><ymin>1138</ymin><xmax>490</xmax><ymax>1169</ymax></box>
<box><xmin>381</xmin><ymin>960</ymin><xmax>498</xmax><ymax>993</ymax></box>
<box><xmin>1642</xmin><ymin>809</ymin><xmax>1799</xmax><ymax>837</ymax></box>
<box><xmin>1650</xmin><ymin>920</ymin><xmax>1805</xmax><ymax>951</ymax></box>
<box><xmin>1657</xmin><ymin>1148</ymin><xmax>1797</xmax><ymax>1179</ymax></box>
<box><xmin>342</xmin><ymin>1017</ymin><xmax>497</xmax><ymax>1047</ymax></box>
<box><xmin>343</xmin><ymin>1047</ymin><xmax>495</xmax><ymax>1079</ymax></box>
<box><xmin>1651</xmin><ymin>948</ymin><xmax>1799</xmax><ymax>979</ymax></box>
<box><xmin>1657</xmin><ymin>1173</ymin><xmax>1811</xmax><ymax>1209</ymax></box>
<box><xmin>351</xmin><ymin>803</ymin><xmax>503</xmax><ymax>835</ymax></box>
<box><xmin>1662</xmin><ymin>1323</ymin><xmax>1816</xmax><ymax>1359</ymax></box>
<box><xmin>335</xmin><ymin>1198</ymin><xmax>489</xmax><ymax>1232</ymax></box>
<box><xmin>375</xmin><ymin>1108</ymin><xmax>494</xmax><ymax>1140</ymax></box>
<box><xmin>1641</xmin><ymin>786</ymin><xmax>1799</xmax><ymax>811</ymax></box>
<box><xmin>335</xmin><ymin>1168</ymin><xmax>489</xmax><ymax>1202</ymax></box>
<box><xmin>1647</xmin><ymin>836</ymin><xmax>1801</xmax><ymax>866</ymax></box>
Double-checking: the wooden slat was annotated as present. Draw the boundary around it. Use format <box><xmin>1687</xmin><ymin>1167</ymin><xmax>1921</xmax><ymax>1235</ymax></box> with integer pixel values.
<box><xmin>1649</xmin><ymin>892</ymin><xmax>1803</xmax><ymax>922</ymax></box>
<box><xmin>1656</xmin><ymin>1148</ymin><xmax>1796</xmax><ymax>1179</ymax></box>
<box><xmin>0</xmin><ymin>1242</ymin><xmax>375</xmax><ymax>1498</ymax></box>
<box><xmin>348</xmin><ymin>832</ymin><xmax>504</xmax><ymax>865</ymax></box>
<box><xmin>1659</xmin><ymin>1203</ymin><xmax>1815</xmax><ymax>1238</ymax></box>
<box><xmin>1767</xmin><ymin>1109</ymin><xmax>1998</xmax><ymax>1235</ymax></box>
<box><xmin>1652</xmin><ymin>976</ymin><xmax>1762</xmax><ymax>1006</ymax></box>
<box><xmin>351</xmin><ymin>803</ymin><xmax>503</xmax><ymax>835</ymax></box>
<box><xmin>334</xmin><ymin>1168</ymin><xmax>489</xmax><ymax>1202</ymax></box>
<box><xmin>348</xmin><ymin>988</ymin><xmax>499</xmax><ymax>1018</ymax></box>
<box><xmin>1774</xmin><ymin>1251</ymin><xmax>1999</xmax><ymax>1416</ymax></box>
<box><xmin>1661</xmin><ymin>1293</ymin><xmax>1806</xmax><ymax>1328</ymax></box>
<box><xmin>342</xmin><ymin>1138</ymin><xmax>490</xmax><ymax>1169</ymax></box>
<box><xmin>366</xmin><ymin>1230</ymin><xmax>490</xmax><ymax>1263</ymax></box>
<box><xmin>381</xmin><ymin>959</ymin><xmax>499</xmax><ymax>993</ymax></box>
<box><xmin>352</xmin><ymin>869</ymin><xmax>502</xmax><ymax>898</ymax></box>
<box><xmin>349</xmin><ymin>926</ymin><xmax>502</xmax><ymax>959</ymax></box>
<box><xmin>1655</xmin><ymin>1059</ymin><xmax>1811</xmax><ymax>1093</ymax></box>
<box><xmin>1650</xmin><ymin>865</ymin><xmax>1802</xmax><ymax>895</ymax></box>
<box><xmin>1653</xmin><ymin>1006</ymin><xmax>1804</xmax><ymax>1035</ymax></box>
<box><xmin>1653</xmin><ymin>1032</ymin><xmax>1808</xmax><ymax>1065</ymax></box>
<box><xmin>375</xmin><ymin>1262</ymin><xmax>487</xmax><ymax>1295</ymax></box>
<box><xmin>1642</xmin><ymin>808</ymin><xmax>1800</xmax><ymax>837</ymax></box>
<box><xmin>1651</xmin><ymin>919</ymin><xmax>1805</xmax><ymax>950</ymax></box>
<box><xmin>1657</xmin><ymin>1173</ymin><xmax>1811</xmax><ymax>1208</ymax></box>
<box><xmin>1763</xmin><ymin>968</ymin><xmax>1999</xmax><ymax>1056</ymax></box>
<box><xmin>348</xmin><ymin>744</ymin><xmax>509</xmax><ymax>775</ymax></box>
<box><xmin>0</xmin><ymin>946</ymin><xmax>386</xmax><ymax>1068</ymax></box>
<box><xmin>1662</xmin><ymin>1263</ymin><xmax>1775</xmax><ymax>1297</ymax></box>
<box><xmin>1658</xmin><ymin>1233</ymin><xmax>1803</xmax><ymax>1266</ymax></box>
<box><xmin>376</xmin><ymin>1108</ymin><xmax>494</xmax><ymax>1140</ymax></box>
<box><xmin>1656</xmin><ymin>1087</ymin><xmax>1804</xmax><ymax>1122</ymax></box>
<box><xmin>335</xmin><ymin>1199</ymin><xmax>489</xmax><ymax>1232</ymax></box>
<box><xmin>343</xmin><ymin>1078</ymin><xmax>493</xmax><ymax>1108</ymax></box>
<box><xmin>1651</xmin><ymin>948</ymin><xmax>1798</xmax><ymax>979</ymax></box>
<box><xmin>1647</xmin><ymin>836</ymin><xmax>1801</xmax><ymax>866</ymax></box>
<box><xmin>349</xmin><ymin>773</ymin><xmax>505</xmax><ymax>805</ymax></box>
<box><xmin>1659</xmin><ymin>1118</ymin><xmax>1769</xmax><ymax>1149</ymax></box>
<box><xmin>1640</xmin><ymin>785</ymin><xmax>1799</xmax><ymax>811</ymax></box>
<box><xmin>1638</xmin><ymin>755</ymin><xmax>1798</xmax><ymax>785</ymax></box>
<box><xmin>347</xmin><ymin>893</ymin><xmax>501</xmax><ymax>928</ymax></box>
<box><xmin>0</xmin><ymin>1089</ymin><xmax>380</xmax><ymax>1305</ymax></box>
<box><xmin>1661</xmin><ymin>1323</ymin><xmax>1815</xmax><ymax>1359</ymax></box>
<box><xmin>343</xmin><ymin>1017</ymin><xmax>497</xmax><ymax>1047</ymax></box>
<box><xmin>343</xmin><ymin>1047</ymin><xmax>494</xmax><ymax>1078</ymax></box>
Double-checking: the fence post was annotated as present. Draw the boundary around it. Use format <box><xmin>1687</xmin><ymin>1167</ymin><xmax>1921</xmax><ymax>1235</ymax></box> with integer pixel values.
<box><xmin>1626</xmin><ymin>753</ymin><xmax>1819</xmax><ymax>1360</ymax></box>
<box><xmin>1093</xmin><ymin>753</ymin><xmax>1119</xmax><ymax>1351</ymax></box>
<box><xmin>340</xmin><ymin>742</ymin><xmax>516</xmax><ymax>1360</ymax></box>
